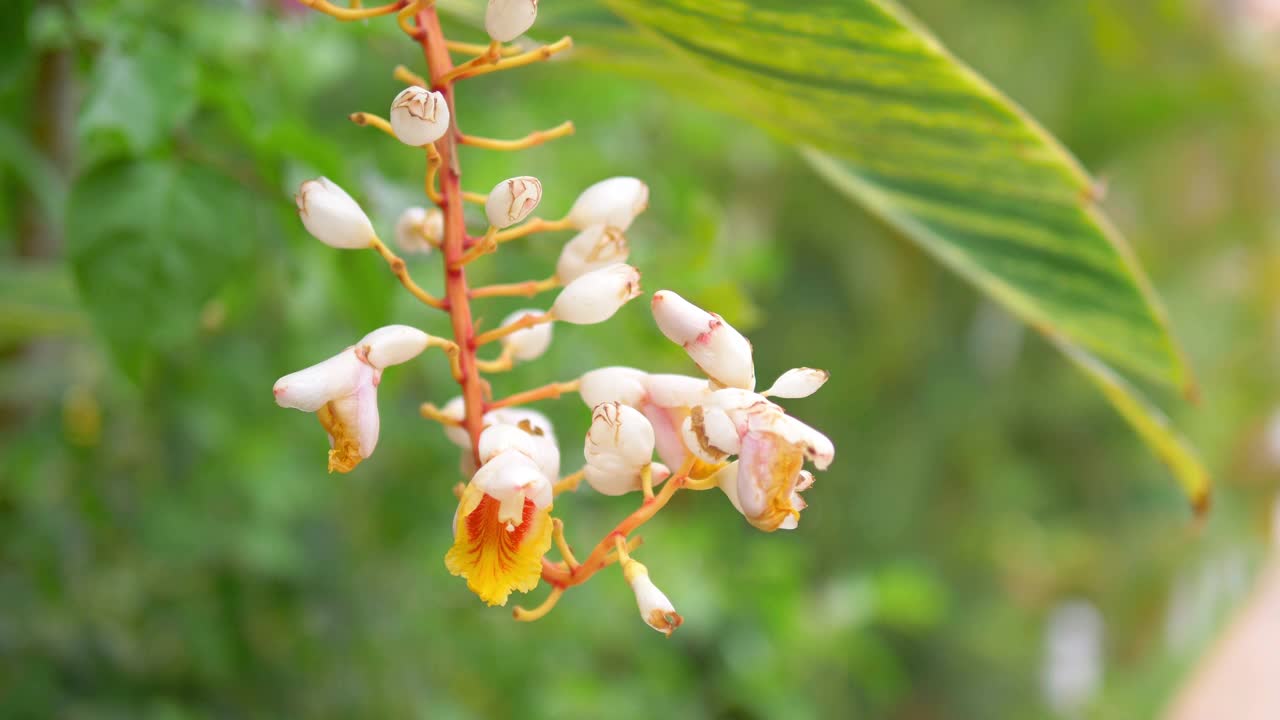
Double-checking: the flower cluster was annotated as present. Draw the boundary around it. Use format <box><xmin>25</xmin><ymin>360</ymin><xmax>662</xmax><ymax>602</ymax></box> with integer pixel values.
<box><xmin>275</xmin><ymin>0</ymin><xmax>833</xmax><ymax>634</ymax></box>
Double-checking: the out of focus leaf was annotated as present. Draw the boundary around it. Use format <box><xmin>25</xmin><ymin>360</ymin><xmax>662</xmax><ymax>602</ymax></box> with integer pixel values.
<box><xmin>66</xmin><ymin>160</ymin><xmax>255</xmax><ymax>380</ymax></box>
<box><xmin>0</xmin><ymin>261</ymin><xmax>86</xmax><ymax>345</ymax></box>
<box><xmin>605</xmin><ymin>0</ymin><xmax>1208</xmax><ymax>511</ymax></box>
<box><xmin>78</xmin><ymin>35</ymin><xmax>198</xmax><ymax>156</ymax></box>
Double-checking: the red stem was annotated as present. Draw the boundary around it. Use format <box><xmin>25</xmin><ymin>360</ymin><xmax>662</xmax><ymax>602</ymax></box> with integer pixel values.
<box><xmin>416</xmin><ymin>8</ymin><xmax>485</xmax><ymax>464</ymax></box>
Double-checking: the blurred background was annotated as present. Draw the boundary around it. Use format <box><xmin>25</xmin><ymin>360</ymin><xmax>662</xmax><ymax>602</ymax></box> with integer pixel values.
<box><xmin>2</xmin><ymin>0</ymin><xmax>1279</xmax><ymax>718</ymax></box>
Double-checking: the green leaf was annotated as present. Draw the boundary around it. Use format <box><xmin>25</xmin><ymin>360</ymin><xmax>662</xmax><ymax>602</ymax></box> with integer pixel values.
<box><xmin>66</xmin><ymin>160</ymin><xmax>255</xmax><ymax>380</ymax></box>
<box><xmin>605</xmin><ymin>0</ymin><xmax>1208</xmax><ymax>509</ymax></box>
<box><xmin>78</xmin><ymin>35</ymin><xmax>198</xmax><ymax>157</ymax></box>
<box><xmin>0</xmin><ymin>261</ymin><xmax>86</xmax><ymax>345</ymax></box>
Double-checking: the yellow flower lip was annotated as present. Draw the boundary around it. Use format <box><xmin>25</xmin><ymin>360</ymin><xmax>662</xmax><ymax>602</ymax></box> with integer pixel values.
<box><xmin>446</xmin><ymin>485</ymin><xmax>553</xmax><ymax>606</ymax></box>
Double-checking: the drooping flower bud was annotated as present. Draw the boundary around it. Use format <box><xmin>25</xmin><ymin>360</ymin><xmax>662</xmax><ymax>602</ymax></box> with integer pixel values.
<box><xmin>567</xmin><ymin>177</ymin><xmax>649</xmax><ymax>231</ymax></box>
<box><xmin>623</xmin><ymin>559</ymin><xmax>683</xmax><ymax>636</ymax></box>
<box><xmin>762</xmin><ymin>367</ymin><xmax>830</xmax><ymax>398</ymax></box>
<box><xmin>500</xmin><ymin>308</ymin><xmax>553</xmax><ymax>361</ymax></box>
<box><xmin>555</xmin><ymin>224</ymin><xmax>629</xmax><ymax>283</ymax></box>
<box><xmin>485</xmin><ymin>176</ymin><xmax>542</xmax><ymax>228</ymax></box>
<box><xmin>356</xmin><ymin>324</ymin><xmax>430</xmax><ymax>369</ymax></box>
<box><xmin>651</xmin><ymin>290</ymin><xmax>755</xmax><ymax>390</ymax></box>
<box><xmin>584</xmin><ymin>402</ymin><xmax>661</xmax><ymax>496</ymax></box>
<box><xmin>390</xmin><ymin>86</ymin><xmax>450</xmax><ymax>147</ymax></box>
<box><xmin>578</xmin><ymin>366</ymin><xmax>649</xmax><ymax>408</ymax></box>
<box><xmin>395</xmin><ymin>206</ymin><xmax>442</xmax><ymax>254</ymax></box>
<box><xmin>485</xmin><ymin>0</ymin><xmax>538</xmax><ymax>43</ymax></box>
<box><xmin>295</xmin><ymin>177</ymin><xmax>376</xmax><ymax>249</ymax></box>
<box><xmin>551</xmin><ymin>263</ymin><xmax>641</xmax><ymax>325</ymax></box>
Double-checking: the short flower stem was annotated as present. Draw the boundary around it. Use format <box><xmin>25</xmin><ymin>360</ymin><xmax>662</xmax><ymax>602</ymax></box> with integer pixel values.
<box><xmin>541</xmin><ymin>456</ymin><xmax>696</xmax><ymax>588</ymax></box>
<box><xmin>438</xmin><ymin>37</ymin><xmax>574</xmax><ymax>84</ymax></box>
<box><xmin>451</xmin><ymin>226</ymin><xmax>498</xmax><ymax>268</ymax></box>
<box><xmin>469</xmin><ymin>275</ymin><xmax>559</xmax><ymax>299</ymax></box>
<box><xmin>393</xmin><ymin>64</ymin><xmax>427</xmax><ymax>88</ymax></box>
<box><xmin>553</xmin><ymin>469</ymin><xmax>585</xmax><ymax>496</ymax></box>
<box><xmin>419</xmin><ymin>402</ymin><xmax>460</xmax><ymax>426</ymax></box>
<box><xmin>512</xmin><ymin>586</ymin><xmax>563</xmax><ymax>622</ymax></box>
<box><xmin>494</xmin><ymin>216</ymin><xmax>575</xmax><ymax>244</ymax></box>
<box><xmin>473</xmin><ymin>312</ymin><xmax>554</xmax><ymax>346</ymax></box>
<box><xmin>349</xmin><ymin>112</ymin><xmax>395</xmax><ymax>138</ymax></box>
<box><xmin>425</xmin><ymin>336</ymin><xmax>464</xmax><ymax>381</ymax></box>
<box><xmin>369</xmin><ymin>237</ymin><xmax>445</xmax><ymax>309</ymax></box>
<box><xmin>446</xmin><ymin>40</ymin><xmax>522</xmax><ymax>58</ymax></box>
<box><xmin>473</xmin><ymin>345</ymin><xmax>515</xmax><ymax>373</ymax></box>
<box><xmin>460</xmin><ymin>121</ymin><xmax>575</xmax><ymax>151</ymax></box>
<box><xmin>300</xmin><ymin>0</ymin><xmax>407</xmax><ymax>21</ymax></box>
<box><xmin>486</xmin><ymin>379</ymin><xmax>580</xmax><ymax>410</ymax></box>
<box><xmin>552</xmin><ymin>518</ymin><xmax>579</xmax><ymax>569</ymax></box>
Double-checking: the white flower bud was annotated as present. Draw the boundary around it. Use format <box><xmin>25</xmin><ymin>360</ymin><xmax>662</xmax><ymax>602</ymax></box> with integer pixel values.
<box><xmin>680</xmin><ymin>405</ymin><xmax>739</xmax><ymax>463</ymax></box>
<box><xmin>644</xmin><ymin>373</ymin><xmax>711</xmax><ymax>409</ymax></box>
<box><xmin>478</xmin><ymin>422</ymin><xmax>538</xmax><ymax>465</ymax></box>
<box><xmin>623</xmin><ymin>561</ymin><xmax>682</xmax><ymax>636</ymax></box>
<box><xmin>555</xmin><ymin>224</ymin><xmax>629</xmax><ymax>283</ymax></box>
<box><xmin>762</xmin><ymin>367</ymin><xmax>830</xmax><ymax>399</ymax></box>
<box><xmin>551</xmin><ymin>263</ymin><xmax>641</xmax><ymax>325</ymax></box>
<box><xmin>651</xmin><ymin>290</ymin><xmax>755</xmax><ymax>390</ymax></box>
<box><xmin>395</xmin><ymin>206</ymin><xmax>442</xmax><ymax>254</ymax></box>
<box><xmin>578</xmin><ymin>366</ymin><xmax>648</xmax><ymax>408</ymax></box>
<box><xmin>471</xmin><ymin>450</ymin><xmax>552</xmax><ymax>523</ymax></box>
<box><xmin>295</xmin><ymin>177</ymin><xmax>376</xmax><ymax>249</ymax></box>
<box><xmin>500</xmin><ymin>308</ymin><xmax>553</xmax><ymax>361</ymax></box>
<box><xmin>357</xmin><ymin>324</ymin><xmax>430</xmax><ymax>369</ymax></box>
<box><xmin>487</xmin><ymin>408</ymin><xmax>560</xmax><ymax>480</ymax></box>
<box><xmin>440</xmin><ymin>396</ymin><xmax>471</xmax><ymax>448</ymax></box>
<box><xmin>567</xmin><ymin>177</ymin><xmax>649</xmax><ymax>231</ymax></box>
<box><xmin>485</xmin><ymin>0</ymin><xmax>538</xmax><ymax>43</ymax></box>
<box><xmin>485</xmin><ymin>176</ymin><xmax>542</xmax><ymax>228</ymax></box>
<box><xmin>584</xmin><ymin>402</ymin><xmax>656</xmax><ymax>495</ymax></box>
<box><xmin>390</xmin><ymin>86</ymin><xmax>450</xmax><ymax>147</ymax></box>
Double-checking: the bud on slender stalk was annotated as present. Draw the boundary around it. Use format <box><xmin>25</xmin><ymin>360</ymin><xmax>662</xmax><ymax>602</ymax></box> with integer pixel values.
<box><xmin>578</xmin><ymin>366</ymin><xmax>649</xmax><ymax>408</ymax></box>
<box><xmin>486</xmin><ymin>176</ymin><xmax>542</xmax><ymax>228</ymax></box>
<box><xmin>556</xmin><ymin>224</ymin><xmax>629</xmax><ymax>282</ymax></box>
<box><xmin>624</xmin><ymin>560</ymin><xmax>683</xmax><ymax>636</ymax></box>
<box><xmin>500</xmin><ymin>308</ymin><xmax>553</xmax><ymax>361</ymax></box>
<box><xmin>651</xmin><ymin>290</ymin><xmax>755</xmax><ymax>390</ymax></box>
<box><xmin>485</xmin><ymin>0</ymin><xmax>538</xmax><ymax>43</ymax></box>
<box><xmin>295</xmin><ymin>177</ymin><xmax>376</xmax><ymax>249</ymax></box>
<box><xmin>551</xmin><ymin>263</ymin><xmax>641</xmax><ymax>325</ymax></box>
<box><xmin>567</xmin><ymin>177</ymin><xmax>649</xmax><ymax>231</ymax></box>
<box><xmin>357</xmin><ymin>324</ymin><xmax>431</xmax><ymax>368</ymax></box>
<box><xmin>395</xmin><ymin>206</ymin><xmax>442</xmax><ymax>254</ymax></box>
<box><xmin>390</xmin><ymin>86</ymin><xmax>451</xmax><ymax>147</ymax></box>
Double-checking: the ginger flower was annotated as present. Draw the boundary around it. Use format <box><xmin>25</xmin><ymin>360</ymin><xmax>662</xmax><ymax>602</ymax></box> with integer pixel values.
<box><xmin>446</xmin><ymin>426</ymin><xmax>555</xmax><ymax>606</ymax></box>
<box><xmin>578</xmin><ymin>367</ymin><xmax>711</xmax><ymax>470</ymax></box>
<box><xmin>273</xmin><ymin>325</ymin><xmax>431</xmax><ymax>473</ymax></box>
<box><xmin>583</xmin><ymin>402</ymin><xmax>671</xmax><ymax>496</ymax></box>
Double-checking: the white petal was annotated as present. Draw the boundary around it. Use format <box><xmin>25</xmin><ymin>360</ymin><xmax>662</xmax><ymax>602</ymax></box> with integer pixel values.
<box><xmin>273</xmin><ymin>349</ymin><xmax>369</xmax><ymax>412</ymax></box>
<box><xmin>499</xmin><ymin>308</ymin><xmax>553</xmax><ymax>361</ymax></box>
<box><xmin>440</xmin><ymin>396</ymin><xmax>471</xmax><ymax>448</ymax></box>
<box><xmin>485</xmin><ymin>0</ymin><xmax>537</xmax><ymax>42</ymax></box>
<box><xmin>585</xmin><ymin>402</ymin><xmax>655</xmax><ymax>469</ymax></box>
<box><xmin>644</xmin><ymin>373</ymin><xmax>711</xmax><ymax>409</ymax></box>
<box><xmin>358</xmin><ymin>324</ymin><xmax>430</xmax><ymax>368</ymax></box>
<box><xmin>471</xmin><ymin>450</ymin><xmax>552</xmax><ymax>517</ymax></box>
<box><xmin>624</xmin><ymin>565</ymin><xmax>682</xmax><ymax>636</ymax></box>
<box><xmin>769</xmin><ymin>415</ymin><xmax>835</xmax><ymax>470</ymax></box>
<box><xmin>486</xmin><ymin>408</ymin><xmax>559</xmax><ymax>480</ymax></box>
<box><xmin>485</xmin><ymin>176</ymin><xmax>542</xmax><ymax>228</ymax></box>
<box><xmin>555</xmin><ymin>224</ymin><xmax>629</xmax><ymax>283</ymax></box>
<box><xmin>395</xmin><ymin>206</ymin><xmax>441</xmax><ymax>254</ymax></box>
<box><xmin>578</xmin><ymin>366</ymin><xmax>648</xmax><ymax>408</ymax></box>
<box><xmin>651</xmin><ymin>290</ymin><xmax>755</xmax><ymax>390</ymax></box>
<box><xmin>763</xmin><ymin>367</ymin><xmax>830</xmax><ymax>399</ymax></box>
<box><xmin>550</xmin><ymin>263</ymin><xmax>641</xmax><ymax>325</ymax></box>
<box><xmin>567</xmin><ymin>177</ymin><xmax>649</xmax><ymax>231</ymax></box>
<box><xmin>679</xmin><ymin>405</ymin><xmax>740</xmax><ymax>462</ymax></box>
<box><xmin>295</xmin><ymin>177</ymin><xmax>376</xmax><ymax>249</ymax></box>
<box><xmin>389</xmin><ymin>87</ymin><xmax>450</xmax><ymax>147</ymax></box>
<box><xmin>478</xmin><ymin>423</ymin><xmax>538</xmax><ymax>465</ymax></box>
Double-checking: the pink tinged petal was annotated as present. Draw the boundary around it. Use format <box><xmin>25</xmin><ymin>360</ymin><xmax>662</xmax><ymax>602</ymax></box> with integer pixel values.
<box><xmin>736</xmin><ymin>430</ymin><xmax>806</xmax><ymax>532</ymax></box>
<box><xmin>273</xmin><ymin>349</ymin><xmax>367</xmax><ymax>412</ymax></box>
<box><xmin>359</xmin><ymin>324</ymin><xmax>431</xmax><ymax>369</ymax></box>
<box><xmin>763</xmin><ymin>368</ymin><xmax>830</xmax><ymax>399</ymax></box>
<box><xmin>578</xmin><ymin>366</ymin><xmax>649</xmax><ymax>408</ymax></box>
<box><xmin>354</xmin><ymin>378</ymin><xmax>380</xmax><ymax>459</ymax></box>
<box><xmin>650</xmin><ymin>290</ymin><xmax>755</xmax><ymax>390</ymax></box>
<box><xmin>642</xmin><ymin>402</ymin><xmax>690</xmax><ymax>470</ymax></box>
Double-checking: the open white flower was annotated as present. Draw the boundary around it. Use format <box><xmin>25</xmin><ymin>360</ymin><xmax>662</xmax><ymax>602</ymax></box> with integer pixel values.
<box><xmin>551</xmin><ymin>263</ymin><xmax>641</xmax><ymax>324</ymax></box>
<box><xmin>438</xmin><ymin>401</ymin><xmax>560</xmax><ymax>481</ymax></box>
<box><xmin>486</xmin><ymin>176</ymin><xmax>542</xmax><ymax>228</ymax></box>
<box><xmin>651</xmin><ymin>290</ymin><xmax>755</xmax><ymax>390</ymax></box>
<box><xmin>556</xmin><ymin>224</ymin><xmax>629</xmax><ymax>283</ymax></box>
<box><xmin>273</xmin><ymin>325</ymin><xmax>431</xmax><ymax>472</ymax></box>
<box><xmin>567</xmin><ymin>177</ymin><xmax>649</xmax><ymax>231</ymax></box>
<box><xmin>390</xmin><ymin>86</ymin><xmax>450</xmax><ymax>147</ymax></box>
<box><xmin>395</xmin><ymin>206</ymin><xmax>442</xmax><ymax>254</ymax></box>
<box><xmin>583</xmin><ymin>402</ymin><xmax>669</xmax><ymax>496</ymax></box>
<box><xmin>577</xmin><ymin>368</ymin><xmax>711</xmax><ymax>470</ymax></box>
<box><xmin>446</xmin><ymin>448</ymin><xmax>554</xmax><ymax>606</ymax></box>
<box><xmin>295</xmin><ymin>177</ymin><xmax>376</xmax><ymax>249</ymax></box>
<box><xmin>500</xmin><ymin>308</ymin><xmax>553</xmax><ymax>361</ymax></box>
<box><xmin>485</xmin><ymin>0</ymin><xmax>538</xmax><ymax>43</ymax></box>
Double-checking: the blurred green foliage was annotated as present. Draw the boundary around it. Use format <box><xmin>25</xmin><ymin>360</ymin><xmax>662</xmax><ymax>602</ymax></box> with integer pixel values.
<box><xmin>1</xmin><ymin>1</ymin><xmax>1277</xmax><ymax>718</ymax></box>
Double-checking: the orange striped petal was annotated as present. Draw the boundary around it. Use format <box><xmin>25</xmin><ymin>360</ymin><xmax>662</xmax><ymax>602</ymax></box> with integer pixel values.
<box><xmin>445</xmin><ymin>491</ymin><xmax>553</xmax><ymax>606</ymax></box>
